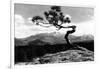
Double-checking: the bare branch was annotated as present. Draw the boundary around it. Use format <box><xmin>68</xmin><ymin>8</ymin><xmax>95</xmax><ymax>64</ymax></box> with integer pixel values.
<box><xmin>36</xmin><ymin>21</ymin><xmax>53</xmax><ymax>27</ymax></box>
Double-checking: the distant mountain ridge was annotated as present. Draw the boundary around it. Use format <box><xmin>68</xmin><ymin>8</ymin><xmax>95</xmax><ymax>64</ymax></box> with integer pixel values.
<box><xmin>15</xmin><ymin>32</ymin><xmax>94</xmax><ymax>46</ymax></box>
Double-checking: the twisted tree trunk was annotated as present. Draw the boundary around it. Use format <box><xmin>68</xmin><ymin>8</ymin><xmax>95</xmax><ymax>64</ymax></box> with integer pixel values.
<box><xmin>64</xmin><ymin>27</ymin><xmax>76</xmax><ymax>48</ymax></box>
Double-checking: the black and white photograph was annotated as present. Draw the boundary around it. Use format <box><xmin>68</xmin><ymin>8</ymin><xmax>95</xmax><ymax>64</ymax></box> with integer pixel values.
<box><xmin>14</xmin><ymin>3</ymin><xmax>94</xmax><ymax>65</ymax></box>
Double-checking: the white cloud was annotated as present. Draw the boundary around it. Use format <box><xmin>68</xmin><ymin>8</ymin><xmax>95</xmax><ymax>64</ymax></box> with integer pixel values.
<box><xmin>15</xmin><ymin>14</ymin><xmax>25</xmax><ymax>26</ymax></box>
<box><xmin>72</xmin><ymin>20</ymin><xmax>95</xmax><ymax>36</ymax></box>
<box><xmin>15</xmin><ymin>15</ymin><xmax>94</xmax><ymax>38</ymax></box>
<box><xmin>15</xmin><ymin>15</ymin><xmax>57</xmax><ymax>38</ymax></box>
<box><xmin>26</xmin><ymin>17</ymin><xmax>33</xmax><ymax>25</ymax></box>
<box><xmin>58</xmin><ymin>20</ymin><xmax>94</xmax><ymax>36</ymax></box>
<box><xmin>15</xmin><ymin>14</ymin><xmax>31</xmax><ymax>38</ymax></box>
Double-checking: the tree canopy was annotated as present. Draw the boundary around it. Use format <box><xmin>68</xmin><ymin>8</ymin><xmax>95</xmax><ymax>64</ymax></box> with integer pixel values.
<box><xmin>32</xmin><ymin>6</ymin><xmax>72</xmax><ymax>30</ymax></box>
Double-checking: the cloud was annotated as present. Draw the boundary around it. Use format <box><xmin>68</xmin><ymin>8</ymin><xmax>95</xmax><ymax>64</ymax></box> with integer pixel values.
<box><xmin>15</xmin><ymin>14</ymin><xmax>25</xmax><ymax>26</ymax></box>
<box><xmin>15</xmin><ymin>15</ymin><xmax>94</xmax><ymax>38</ymax></box>
<box><xmin>72</xmin><ymin>20</ymin><xmax>94</xmax><ymax>36</ymax></box>
<box><xmin>15</xmin><ymin>14</ymin><xmax>31</xmax><ymax>38</ymax></box>
<box><xmin>58</xmin><ymin>20</ymin><xmax>94</xmax><ymax>36</ymax></box>
<box><xmin>25</xmin><ymin>17</ymin><xmax>33</xmax><ymax>26</ymax></box>
<box><xmin>15</xmin><ymin>15</ymin><xmax>57</xmax><ymax>38</ymax></box>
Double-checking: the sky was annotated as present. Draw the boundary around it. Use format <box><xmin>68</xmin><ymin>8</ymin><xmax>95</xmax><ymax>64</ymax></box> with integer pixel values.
<box><xmin>14</xmin><ymin>3</ymin><xmax>94</xmax><ymax>38</ymax></box>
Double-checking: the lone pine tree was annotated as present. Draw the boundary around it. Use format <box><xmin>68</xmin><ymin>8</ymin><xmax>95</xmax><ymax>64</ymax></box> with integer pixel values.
<box><xmin>32</xmin><ymin>6</ymin><xmax>76</xmax><ymax>48</ymax></box>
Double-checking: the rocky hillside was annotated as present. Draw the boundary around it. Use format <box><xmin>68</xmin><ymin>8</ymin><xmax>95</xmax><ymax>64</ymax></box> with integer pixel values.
<box><xmin>16</xmin><ymin>48</ymin><xmax>94</xmax><ymax>65</ymax></box>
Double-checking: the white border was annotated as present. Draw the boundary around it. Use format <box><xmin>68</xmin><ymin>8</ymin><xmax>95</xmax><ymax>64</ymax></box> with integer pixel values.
<box><xmin>10</xmin><ymin>0</ymin><xmax>14</xmax><ymax>68</ymax></box>
<box><xmin>11</xmin><ymin>0</ymin><xmax>96</xmax><ymax>69</ymax></box>
<box><xmin>13</xmin><ymin>0</ymin><xmax>95</xmax><ymax>8</ymax></box>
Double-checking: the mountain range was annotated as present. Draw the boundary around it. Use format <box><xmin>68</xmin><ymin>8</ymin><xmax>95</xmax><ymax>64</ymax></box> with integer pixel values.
<box><xmin>15</xmin><ymin>32</ymin><xmax>94</xmax><ymax>46</ymax></box>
